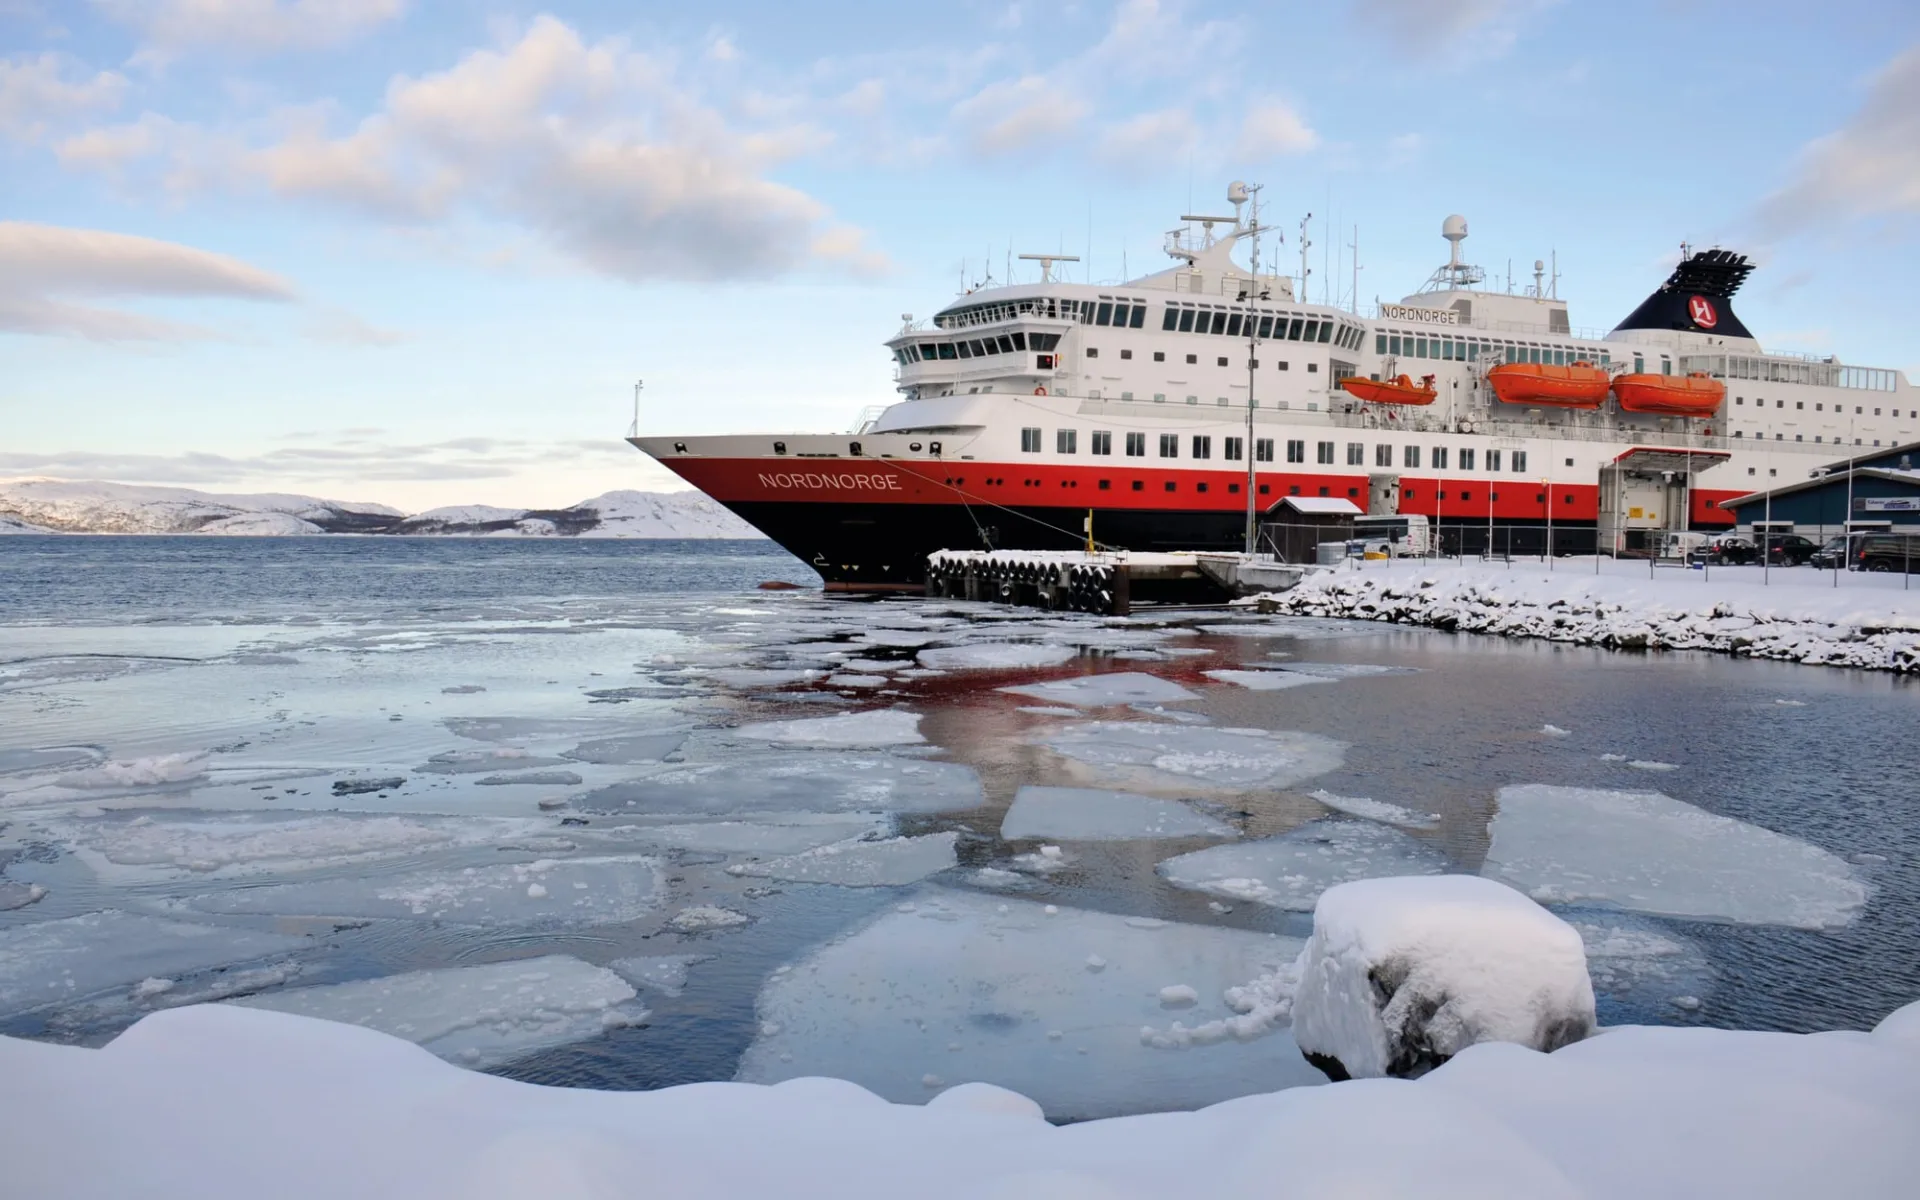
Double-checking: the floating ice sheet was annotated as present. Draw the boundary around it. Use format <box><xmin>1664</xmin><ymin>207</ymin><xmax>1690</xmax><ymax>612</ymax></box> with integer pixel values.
<box><xmin>576</xmin><ymin>754</ymin><xmax>983</xmax><ymax>817</ymax></box>
<box><xmin>1270</xmin><ymin>662</ymin><xmax>1419</xmax><ymax>679</ymax></box>
<box><xmin>1041</xmin><ymin>722</ymin><xmax>1345</xmax><ymax>790</ymax></box>
<box><xmin>1307</xmin><ymin>789</ymin><xmax>1440</xmax><ymax>830</ymax></box>
<box><xmin>727</xmin><ymin>832</ymin><xmax>959</xmax><ymax>887</ymax></box>
<box><xmin>177</xmin><ymin>856</ymin><xmax>660</xmax><ymax>927</ymax></box>
<box><xmin>732</xmin><ymin>710</ymin><xmax>924</xmax><ymax>747</ymax></box>
<box><xmin>1564</xmin><ymin>911</ymin><xmax>1714</xmax><ymax>1012</ymax></box>
<box><xmin>41</xmin><ymin>812</ymin><xmax>554</xmax><ymax>885</ymax></box>
<box><xmin>415</xmin><ymin>748</ymin><xmax>567</xmax><ymax>775</ymax></box>
<box><xmin>608</xmin><ymin>954</ymin><xmax>706</xmax><ymax>997</ymax></box>
<box><xmin>0</xmin><ymin>911</ymin><xmax>306</xmax><ymax>1016</ymax></box>
<box><xmin>228</xmin><ymin>955</ymin><xmax>643</xmax><ymax>1069</ymax></box>
<box><xmin>624</xmin><ymin>815</ymin><xmax>890</xmax><ymax>855</ymax></box>
<box><xmin>1000</xmin><ymin>787</ymin><xmax>1236</xmax><ymax>841</ymax></box>
<box><xmin>1481</xmin><ymin>785</ymin><xmax>1867</xmax><ymax>929</ymax></box>
<box><xmin>702</xmin><ymin>668</ymin><xmax>824</xmax><ymax>689</ymax></box>
<box><xmin>735</xmin><ymin>888</ymin><xmax>1320</xmax><ymax>1119</ymax></box>
<box><xmin>561</xmin><ymin>733</ymin><xmax>689</xmax><ymax>765</ymax></box>
<box><xmin>1000</xmin><ymin>673</ymin><xmax>1198</xmax><ymax>708</ymax></box>
<box><xmin>1202</xmin><ymin>670</ymin><xmax>1335</xmax><ymax>691</ymax></box>
<box><xmin>916</xmin><ymin>643</ymin><xmax>1078</xmax><ymax>671</ymax></box>
<box><xmin>1157</xmin><ymin>819</ymin><xmax>1450</xmax><ymax>910</ymax></box>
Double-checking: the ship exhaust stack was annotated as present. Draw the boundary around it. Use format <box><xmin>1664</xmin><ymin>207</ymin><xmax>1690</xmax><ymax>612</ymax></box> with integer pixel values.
<box><xmin>1611</xmin><ymin>248</ymin><xmax>1754</xmax><ymax>339</ymax></box>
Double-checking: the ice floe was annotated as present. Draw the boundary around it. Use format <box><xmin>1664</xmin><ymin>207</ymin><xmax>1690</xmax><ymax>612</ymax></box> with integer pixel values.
<box><xmin>916</xmin><ymin>643</ymin><xmax>1078</xmax><ymax>671</ymax></box>
<box><xmin>1269</xmin><ymin>662</ymin><xmax>1419</xmax><ymax>679</ymax></box>
<box><xmin>1041</xmin><ymin>722</ymin><xmax>1345</xmax><ymax>790</ymax></box>
<box><xmin>1306</xmin><ymin>788</ymin><xmax>1440</xmax><ymax>830</ymax></box>
<box><xmin>0</xmin><ymin>911</ymin><xmax>306</xmax><ymax>1016</ymax></box>
<box><xmin>1202</xmin><ymin>669</ymin><xmax>1336</xmax><ymax>691</ymax></box>
<box><xmin>624</xmin><ymin>815</ymin><xmax>889</xmax><ymax>855</ymax></box>
<box><xmin>735</xmin><ymin>888</ymin><xmax>1320</xmax><ymax>1119</ymax></box>
<box><xmin>576</xmin><ymin>755</ymin><xmax>982</xmax><ymax>816</ymax></box>
<box><xmin>1000</xmin><ymin>672</ymin><xmax>1198</xmax><ymax>707</ymax></box>
<box><xmin>608</xmin><ymin>954</ymin><xmax>705</xmax><ymax>998</ymax></box>
<box><xmin>732</xmin><ymin>709</ymin><xmax>924</xmax><ymax>747</ymax></box>
<box><xmin>229</xmin><ymin>955</ymin><xmax>644</xmax><ymax>1069</ymax></box>
<box><xmin>669</xmin><ymin>905</ymin><xmax>750</xmax><ymax>932</ymax></box>
<box><xmin>177</xmin><ymin>856</ymin><xmax>661</xmax><ymax>927</ymax></box>
<box><xmin>1481</xmin><ymin>784</ymin><xmax>1867</xmax><ymax>929</ymax></box>
<box><xmin>1157</xmin><ymin>819</ymin><xmax>1450</xmax><ymax>910</ymax></box>
<box><xmin>999</xmin><ymin>786</ymin><xmax>1236</xmax><ymax>841</ymax></box>
<box><xmin>727</xmin><ymin>832</ymin><xmax>959</xmax><ymax>887</ymax></box>
<box><xmin>560</xmin><ymin>733</ymin><xmax>688</xmax><ymax>764</ymax></box>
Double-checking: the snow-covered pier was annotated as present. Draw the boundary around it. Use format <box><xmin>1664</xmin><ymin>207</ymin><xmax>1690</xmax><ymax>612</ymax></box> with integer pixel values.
<box><xmin>1251</xmin><ymin>558</ymin><xmax>1920</xmax><ymax>673</ymax></box>
<box><xmin>926</xmin><ymin>549</ymin><xmax>1307</xmax><ymax>614</ymax></box>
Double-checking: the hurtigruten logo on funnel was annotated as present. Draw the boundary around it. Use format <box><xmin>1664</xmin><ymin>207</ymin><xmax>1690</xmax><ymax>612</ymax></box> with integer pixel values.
<box><xmin>1688</xmin><ymin>295</ymin><xmax>1719</xmax><ymax>329</ymax></box>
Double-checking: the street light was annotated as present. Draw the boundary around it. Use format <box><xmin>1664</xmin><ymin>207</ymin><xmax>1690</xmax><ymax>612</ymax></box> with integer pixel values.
<box><xmin>1542</xmin><ymin>476</ymin><xmax>1552</xmax><ymax>569</ymax></box>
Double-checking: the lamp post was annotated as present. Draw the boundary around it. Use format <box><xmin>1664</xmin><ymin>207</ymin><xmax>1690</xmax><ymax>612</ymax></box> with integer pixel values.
<box><xmin>1542</xmin><ymin>476</ymin><xmax>1552</xmax><ymax>569</ymax></box>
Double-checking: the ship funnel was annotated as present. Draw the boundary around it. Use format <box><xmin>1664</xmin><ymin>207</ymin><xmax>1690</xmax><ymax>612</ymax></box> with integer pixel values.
<box><xmin>1611</xmin><ymin>248</ymin><xmax>1754</xmax><ymax>338</ymax></box>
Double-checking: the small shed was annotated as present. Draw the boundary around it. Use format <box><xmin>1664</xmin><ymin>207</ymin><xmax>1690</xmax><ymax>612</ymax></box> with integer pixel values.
<box><xmin>1264</xmin><ymin>496</ymin><xmax>1364</xmax><ymax>563</ymax></box>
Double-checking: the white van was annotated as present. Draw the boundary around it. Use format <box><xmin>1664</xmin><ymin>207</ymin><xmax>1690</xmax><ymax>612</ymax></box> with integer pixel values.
<box><xmin>1351</xmin><ymin>513</ymin><xmax>1431</xmax><ymax>557</ymax></box>
<box><xmin>1659</xmin><ymin>531</ymin><xmax>1710</xmax><ymax>560</ymax></box>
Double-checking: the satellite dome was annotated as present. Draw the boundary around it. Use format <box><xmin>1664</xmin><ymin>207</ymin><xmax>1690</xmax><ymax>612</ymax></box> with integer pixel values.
<box><xmin>1442</xmin><ymin>214</ymin><xmax>1468</xmax><ymax>241</ymax></box>
<box><xmin>1227</xmin><ymin>181</ymin><xmax>1249</xmax><ymax>204</ymax></box>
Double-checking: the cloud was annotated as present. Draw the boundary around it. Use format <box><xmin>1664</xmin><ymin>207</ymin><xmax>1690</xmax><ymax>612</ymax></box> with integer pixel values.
<box><xmin>1096</xmin><ymin>108</ymin><xmax>1197</xmax><ymax>171</ymax></box>
<box><xmin>0</xmin><ymin>434</ymin><xmax>640</xmax><ymax>487</ymax></box>
<box><xmin>304</xmin><ymin>306</ymin><xmax>407</xmax><ymax>346</ymax></box>
<box><xmin>60</xmin><ymin>16</ymin><xmax>884</xmax><ymax>283</ymax></box>
<box><xmin>92</xmin><ymin>0</ymin><xmax>406</xmax><ymax>58</ymax></box>
<box><xmin>1350</xmin><ymin>0</ymin><xmax>1532</xmax><ymax>56</ymax></box>
<box><xmin>952</xmin><ymin>74</ymin><xmax>1087</xmax><ymax>157</ymax></box>
<box><xmin>0</xmin><ymin>221</ymin><xmax>293</xmax><ymax>339</ymax></box>
<box><xmin>1237</xmin><ymin>101</ymin><xmax>1319</xmax><ymax>158</ymax></box>
<box><xmin>0</xmin><ymin>51</ymin><xmax>126</xmax><ymax>141</ymax></box>
<box><xmin>1756</xmin><ymin>44</ymin><xmax>1920</xmax><ymax>234</ymax></box>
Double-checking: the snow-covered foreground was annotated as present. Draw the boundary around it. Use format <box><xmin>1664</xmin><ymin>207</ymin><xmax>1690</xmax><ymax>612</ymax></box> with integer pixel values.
<box><xmin>2</xmin><ymin>997</ymin><xmax>1916</xmax><ymax>1198</ymax></box>
<box><xmin>1254</xmin><ymin>558</ymin><xmax>1920</xmax><ymax>672</ymax></box>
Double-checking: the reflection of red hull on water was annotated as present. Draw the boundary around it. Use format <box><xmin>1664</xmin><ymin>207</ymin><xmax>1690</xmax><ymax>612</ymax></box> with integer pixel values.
<box><xmin>1340</xmin><ymin>374</ymin><xmax>1437</xmax><ymax>405</ymax></box>
<box><xmin>1487</xmin><ymin>362</ymin><xmax>1611</xmax><ymax>409</ymax></box>
<box><xmin>1612</xmin><ymin>372</ymin><xmax>1725</xmax><ymax>416</ymax></box>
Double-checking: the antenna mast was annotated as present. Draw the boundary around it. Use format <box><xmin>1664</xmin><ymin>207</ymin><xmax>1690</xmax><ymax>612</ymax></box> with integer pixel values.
<box><xmin>1238</xmin><ymin>181</ymin><xmax>1265</xmax><ymax>556</ymax></box>
<box><xmin>1297</xmin><ymin>212</ymin><xmax>1313</xmax><ymax>305</ymax></box>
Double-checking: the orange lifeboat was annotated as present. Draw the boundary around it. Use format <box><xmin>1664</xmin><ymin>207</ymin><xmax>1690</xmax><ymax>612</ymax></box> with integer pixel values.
<box><xmin>1486</xmin><ymin>361</ymin><xmax>1611</xmax><ymax>409</ymax></box>
<box><xmin>1340</xmin><ymin>374</ymin><xmax>1437</xmax><ymax>406</ymax></box>
<box><xmin>1611</xmin><ymin>371</ymin><xmax>1725</xmax><ymax>416</ymax></box>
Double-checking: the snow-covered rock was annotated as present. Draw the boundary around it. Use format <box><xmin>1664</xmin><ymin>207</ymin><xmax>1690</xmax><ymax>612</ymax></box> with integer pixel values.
<box><xmin>1252</xmin><ymin>559</ymin><xmax>1920</xmax><ymax>673</ymax></box>
<box><xmin>1291</xmin><ymin>875</ymin><xmax>1596</xmax><ymax>1081</ymax></box>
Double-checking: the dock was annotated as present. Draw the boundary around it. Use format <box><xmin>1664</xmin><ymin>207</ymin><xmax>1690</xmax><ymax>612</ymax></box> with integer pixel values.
<box><xmin>924</xmin><ymin>549</ymin><xmax>1311</xmax><ymax>615</ymax></box>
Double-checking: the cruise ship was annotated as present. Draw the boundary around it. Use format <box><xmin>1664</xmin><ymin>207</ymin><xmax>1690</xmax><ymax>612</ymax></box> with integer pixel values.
<box><xmin>631</xmin><ymin>185</ymin><xmax>1917</xmax><ymax>591</ymax></box>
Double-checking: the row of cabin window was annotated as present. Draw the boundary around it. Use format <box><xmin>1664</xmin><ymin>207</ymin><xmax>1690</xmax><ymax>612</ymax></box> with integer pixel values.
<box><xmin>897</xmin><ymin>331</ymin><xmax>1063</xmax><ymax>365</ymax></box>
<box><xmin>1732</xmin><ymin>397</ymin><xmax>1914</xmax><ymax>418</ymax></box>
<box><xmin>1376</xmin><ymin>332</ymin><xmax>1615</xmax><ymax>369</ymax></box>
<box><xmin>1733</xmin><ymin>432</ymin><xmax>1908</xmax><ymax>446</ymax></box>
<box><xmin>1019</xmin><ymin>427</ymin><xmax>1531</xmax><ymax>473</ymax></box>
<box><xmin>936</xmin><ymin>297</ymin><xmax>1098</xmax><ymax>329</ymax></box>
<box><xmin>1161</xmin><ymin>306</ymin><xmax>1359</xmax><ymax>351</ymax></box>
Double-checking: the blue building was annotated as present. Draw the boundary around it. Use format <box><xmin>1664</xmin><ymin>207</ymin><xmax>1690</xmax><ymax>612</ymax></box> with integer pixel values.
<box><xmin>1720</xmin><ymin>441</ymin><xmax>1920</xmax><ymax>537</ymax></box>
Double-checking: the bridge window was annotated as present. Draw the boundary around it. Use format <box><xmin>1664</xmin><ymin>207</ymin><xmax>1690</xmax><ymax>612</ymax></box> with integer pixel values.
<box><xmin>1159</xmin><ymin>434</ymin><xmax>1179</xmax><ymax>458</ymax></box>
<box><xmin>1256</xmin><ymin>438</ymin><xmax>1274</xmax><ymax>462</ymax></box>
<box><xmin>1162</xmin><ymin>307</ymin><xmax>1179</xmax><ymax>331</ymax></box>
<box><xmin>1260</xmin><ymin>316</ymin><xmax>1275</xmax><ymax>338</ymax></box>
<box><xmin>1125</xmin><ymin>432</ymin><xmax>1146</xmax><ymax>457</ymax></box>
<box><xmin>1227</xmin><ymin>313</ymin><xmax>1243</xmax><ymax>337</ymax></box>
<box><xmin>1192</xmin><ymin>435</ymin><xmax>1212</xmax><ymax>459</ymax></box>
<box><xmin>1095</xmin><ymin>302</ymin><xmax>1112</xmax><ymax>326</ymax></box>
<box><xmin>1179</xmin><ymin>309</ymin><xmax>1196</xmax><ymax>333</ymax></box>
<box><xmin>1020</xmin><ymin>428</ymin><xmax>1041</xmax><ymax>453</ymax></box>
<box><xmin>1129</xmin><ymin>305</ymin><xmax>1145</xmax><ymax>328</ymax></box>
<box><xmin>1225</xmin><ymin>436</ymin><xmax>1244</xmax><ymax>460</ymax></box>
<box><xmin>1287</xmin><ymin>318</ymin><xmax>1304</xmax><ymax>340</ymax></box>
<box><xmin>1056</xmin><ymin>429</ymin><xmax>1077</xmax><ymax>454</ymax></box>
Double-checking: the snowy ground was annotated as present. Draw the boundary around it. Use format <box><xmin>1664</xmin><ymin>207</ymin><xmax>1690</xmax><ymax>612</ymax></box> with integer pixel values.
<box><xmin>1254</xmin><ymin>557</ymin><xmax>1920</xmax><ymax>672</ymax></box>
<box><xmin>1</xmin><ymin>566</ymin><xmax>1914</xmax><ymax>1143</ymax></box>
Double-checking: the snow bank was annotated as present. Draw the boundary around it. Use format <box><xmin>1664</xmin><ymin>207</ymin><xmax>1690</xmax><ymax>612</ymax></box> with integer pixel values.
<box><xmin>1291</xmin><ymin>876</ymin><xmax>1596</xmax><ymax>1080</ymax></box>
<box><xmin>4</xmin><ymin>995</ymin><xmax>1917</xmax><ymax>1198</ymax></box>
<box><xmin>1482</xmin><ymin>784</ymin><xmax>1867</xmax><ymax>929</ymax></box>
<box><xmin>1253</xmin><ymin>559</ymin><xmax>1920</xmax><ymax>672</ymax></box>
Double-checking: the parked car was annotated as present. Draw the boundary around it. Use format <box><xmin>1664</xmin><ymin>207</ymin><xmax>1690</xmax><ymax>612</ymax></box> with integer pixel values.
<box><xmin>1810</xmin><ymin>535</ymin><xmax>1853</xmax><ymax>570</ymax></box>
<box><xmin>1687</xmin><ymin>535</ymin><xmax>1756</xmax><ymax>566</ymax></box>
<box><xmin>1856</xmin><ymin>532</ymin><xmax>1920</xmax><ymax>573</ymax></box>
<box><xmin>1761</xmin><ymin>534</ymin><xmax>1819</xmax><ymax>566</ymax></box>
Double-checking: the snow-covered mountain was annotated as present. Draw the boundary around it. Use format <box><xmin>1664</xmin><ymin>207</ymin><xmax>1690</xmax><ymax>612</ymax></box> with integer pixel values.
<box><xmin>0</xmin><ymin>480</ymin><xmax>764</xmax><ymax>539</ymax></box>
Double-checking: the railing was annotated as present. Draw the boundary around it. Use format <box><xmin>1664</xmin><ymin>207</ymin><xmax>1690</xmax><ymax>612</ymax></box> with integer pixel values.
<box><xmin>851</xmin><ymin>405</ymin><xmax>888</xmax><ymax>435</ymax></box>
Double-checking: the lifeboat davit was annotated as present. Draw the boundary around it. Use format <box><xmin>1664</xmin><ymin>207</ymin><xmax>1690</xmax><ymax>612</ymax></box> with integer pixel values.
<box><xmin>1611</xmin><ymin>371</ymin><xmax>1726</xmax><ymax>416</ymax></box>
<box><xmin>1486</xmin><ymin>361</ymin><xmax>1610</xmax><ymax>409</ymax></box>
<box><xmin>1340</xmin><ymin>374</ymin><xmax>1437</xmax><ymax>406</ymax></box>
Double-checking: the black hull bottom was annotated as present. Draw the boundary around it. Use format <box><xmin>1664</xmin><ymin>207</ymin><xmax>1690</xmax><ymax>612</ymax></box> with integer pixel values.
<box><xmin>722</xmin><ymin>500</ymin><xmax>1611</xmax><ymax>591</ymax></box>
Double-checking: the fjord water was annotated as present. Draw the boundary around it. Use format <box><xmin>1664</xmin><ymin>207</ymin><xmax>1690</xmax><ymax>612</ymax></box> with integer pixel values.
<box><xmin>1</xmin><ymin>536</ymin><xmax>1915</xmax><ymax>1118</ymax></box>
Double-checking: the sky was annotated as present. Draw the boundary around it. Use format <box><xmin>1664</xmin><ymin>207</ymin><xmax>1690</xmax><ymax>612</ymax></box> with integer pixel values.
<box><xmin>3</xmin><ymin>0</ymin><xmax>1918</xmax><ymax>512</ymax></box>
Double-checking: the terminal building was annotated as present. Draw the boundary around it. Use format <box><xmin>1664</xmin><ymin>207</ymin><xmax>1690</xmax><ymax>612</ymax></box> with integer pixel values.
<box><xmin>1719</xmin><ymin>441</ymin><xmax>1920</xmax><ymax>538</ymax></box>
